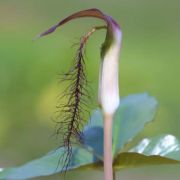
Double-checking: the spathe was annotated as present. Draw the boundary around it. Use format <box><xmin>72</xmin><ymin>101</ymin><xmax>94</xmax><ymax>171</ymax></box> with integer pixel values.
<box><xmin>36</xmin><ymin>8</ymin><xmax>122</xmax><ymax>116</ymax></box>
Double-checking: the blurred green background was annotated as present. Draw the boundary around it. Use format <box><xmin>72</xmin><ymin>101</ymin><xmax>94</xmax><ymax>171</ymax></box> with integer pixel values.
<box><xmin>0</xmin><ymin>0</ymin><xmax>180</xmax><ymax>179</ymax></box>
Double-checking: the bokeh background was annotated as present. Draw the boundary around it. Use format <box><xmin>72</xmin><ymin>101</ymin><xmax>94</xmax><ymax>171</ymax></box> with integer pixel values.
<box><xmin>0</xmin><ymin>0</ymin><xmax>180</xmax><ymax>179</ymax></box>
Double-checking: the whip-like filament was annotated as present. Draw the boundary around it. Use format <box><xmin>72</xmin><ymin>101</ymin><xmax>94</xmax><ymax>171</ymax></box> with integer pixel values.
<box><xmin>54</xmin><ymin>26</ymin><xmax>106</xmax><ymax>172</ymax></box>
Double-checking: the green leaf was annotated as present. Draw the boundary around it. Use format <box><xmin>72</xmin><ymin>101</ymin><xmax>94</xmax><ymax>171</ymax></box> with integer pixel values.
<box><xmin>84</xmin><ymin>93</ymin><xmax>158</xmax><ymax>156</ymax></box>
<box><xmin>84</xmin><ymin>109</ymin><xmax>103</xmax><ymax>129</ymax></box>
<box><xmin>0</xmin><ymin>93</ymin><xmax>160</xmax><ymax>179</ymax></box>
<box><xmin>83</xmin><ymin>127</ymin><xmax>103</xmax><ymax>161</ymax></box>
<box><xmin>130</xmin><ymin>134</ymin><xmax>180</xmax><ymax>160</ymax></box>
<box><xmin>113</xmin><ymin>93</ymin><xmax>158</xmax><ymax>155</ymax></box>
<box><xmin>0</xmin><ymin>147</ymin><xmax>96</xmax><ymax>180</ymax></box>
<box><xmin>114</xmin><ymin>134</ymin><xmax>180</xmax><ymax>170</ymax></box>
<box><xmin>114</xmin><ymin>152</ymin><xmax>180</xmax><ymax>170</ymax></box>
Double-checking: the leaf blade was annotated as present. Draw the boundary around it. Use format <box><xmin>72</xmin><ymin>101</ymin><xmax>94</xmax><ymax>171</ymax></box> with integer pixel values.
<box><xmin>114</xmin><ymin>152</ymin><xmax>180</xmax><ymax>170</ymax></box>
<box><xmin>83</xmin><ymin>93</ymin><xmax>158</xmax><ymax>157</ymax></box>
<box><xmin>114</xmin><ymin>134</ymin><xmax>180</xmax><ymax>170</ymax></box>
<box><xmin>113</xmin><ymin>93</ymin><xmax>158</xmax><ymax>155</ymax></box>
<box><xmin>0</xmin><ymin>147</ymin><xmax>97</xmax><ymax>179</ymax></box>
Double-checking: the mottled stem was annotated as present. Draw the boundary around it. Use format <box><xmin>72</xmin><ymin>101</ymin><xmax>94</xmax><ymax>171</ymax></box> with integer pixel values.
<box><xmin>104</xmin><ymin>114</ymin><xmax>113</xmax><ymax>180</ymax></box>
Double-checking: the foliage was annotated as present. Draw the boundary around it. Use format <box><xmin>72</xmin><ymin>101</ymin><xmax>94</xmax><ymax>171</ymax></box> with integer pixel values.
<box><xmin>0</xmin><ymin>93</ymin><xmax>180</xmax><ymax>179</ymax></box>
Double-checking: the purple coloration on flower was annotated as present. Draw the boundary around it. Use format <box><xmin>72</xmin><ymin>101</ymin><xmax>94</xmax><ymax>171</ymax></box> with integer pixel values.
<box><xmin>38</xmin><ymin>8</ymin><xmax>122</xmax><ymax>116</ymax></box>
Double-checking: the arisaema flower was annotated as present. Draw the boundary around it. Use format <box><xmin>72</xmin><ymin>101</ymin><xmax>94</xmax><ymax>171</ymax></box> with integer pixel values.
<box><xmin>37</xmin><ymin>8</ymin><xmax>122</xmax><ymax>180</ymax></box>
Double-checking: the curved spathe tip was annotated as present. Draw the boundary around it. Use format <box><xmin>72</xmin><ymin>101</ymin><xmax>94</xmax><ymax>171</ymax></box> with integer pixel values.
<box><xmin>35</xmin><ymin>9</ymin><xmax>122</xmax><ymax>116</ymax></box>
<box><xmin>36</xmin><ymin>8</ymin><xmax>120</xmax><ymax>40</ymax></box>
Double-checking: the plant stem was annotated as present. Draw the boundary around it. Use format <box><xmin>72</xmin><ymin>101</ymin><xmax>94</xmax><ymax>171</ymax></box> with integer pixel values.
<box><xmin>104</xmin><ymin>114</ymin><xmax>113</xmax><ymax>180</ymax></box>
